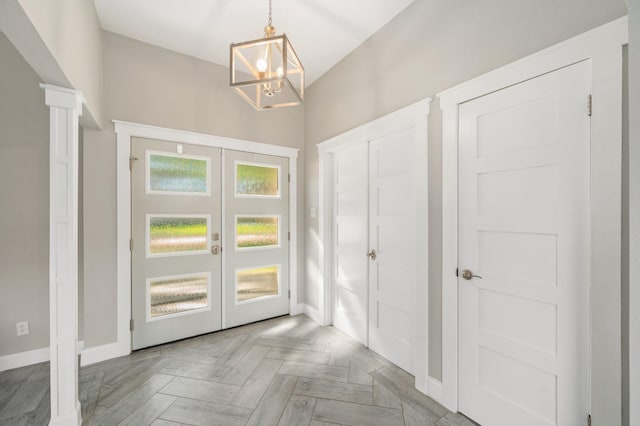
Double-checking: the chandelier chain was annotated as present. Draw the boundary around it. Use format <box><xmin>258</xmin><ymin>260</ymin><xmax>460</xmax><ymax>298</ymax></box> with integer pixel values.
<box><xmin>268</xmin><ymin>0</ymin><xmax>272</xmax><ymax>26</ymax></box>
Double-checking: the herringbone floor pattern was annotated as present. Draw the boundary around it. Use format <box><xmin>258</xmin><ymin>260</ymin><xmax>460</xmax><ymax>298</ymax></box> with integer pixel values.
<box><xmin>0</xmin><ymin>315</ymin><xmax>478</xmax><ymax>425</ymax></box>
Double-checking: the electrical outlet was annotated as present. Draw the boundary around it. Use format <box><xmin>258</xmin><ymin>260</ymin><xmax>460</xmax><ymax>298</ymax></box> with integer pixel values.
<box><xmin>16</xmin><ymin>321</ymin><xmax>29</xmax><ymax>336</ymax></box>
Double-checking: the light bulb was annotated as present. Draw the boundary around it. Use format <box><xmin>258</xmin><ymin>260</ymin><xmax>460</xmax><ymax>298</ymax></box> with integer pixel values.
<box><xmin>277</xmin><ymin>67</ymin><xmax>284</xmax><ymax>77</ymax></box>
<box><xmin>256</xmin><ymin>59</ymin><xmax>268</xmax><ymax>73</ymax></box>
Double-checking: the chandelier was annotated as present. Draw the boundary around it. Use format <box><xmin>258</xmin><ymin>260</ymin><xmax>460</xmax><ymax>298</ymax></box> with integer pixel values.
<box><xmin>230</xmin><ymin>0</ymin><xmax>304</xmax><ymax>110</ymax></box>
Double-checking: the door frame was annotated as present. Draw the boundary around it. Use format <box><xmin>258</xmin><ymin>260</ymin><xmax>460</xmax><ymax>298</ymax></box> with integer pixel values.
<box><xmin>87</xmin><ymin>120</ymin><xmax>299</xmax><ymax>363</ymax></box>
<box><xmin>436</xmin><ymin>17</ymin><xmax>628</xmax><ymax>424</ymax></box>
<box><xmin>316</xmin><ymin>98</ymin><xmax>431</xmax><ymax>392</ymax></box>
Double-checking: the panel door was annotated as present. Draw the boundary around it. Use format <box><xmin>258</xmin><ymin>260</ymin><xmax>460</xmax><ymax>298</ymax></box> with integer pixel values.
<box><xmin>332</xmin><ymin>144</ymin><xmax>369</xmax><ymax>345</ymax></box>
<box><xmin>368</xmin><ymin>130</ymin><xmax>416</xmax><ymax>373</ymax></box>
<box><xmin>131</xmin><ymin>137</ymin><xmax>222</xmax><ymax>350</ymax></box>
<box><xmin>223</xmin><ymin>150</ymin><xmax>289</xmax><ymax>328</ymax></box>
<box><xmin>458</xmin><ymin>61</ymin><xmax>591</xmax><ymax>426</ymax></box>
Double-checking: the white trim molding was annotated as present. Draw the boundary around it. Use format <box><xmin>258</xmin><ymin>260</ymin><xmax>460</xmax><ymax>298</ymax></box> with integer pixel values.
<box><xmin>86</xmin><ymin>120</ymin><xmax>300</xmax><ymax>366</ymax></box>
<box><xmin>627</xmin><ymin>3</ymin><xmax>640</xmax><ymax>425</ymax></box>
<box><xmin>437</xmin><ymin>17</ymin><xmax>628</xmax><ymax>424</ymax></box>
<box><xmin>42</xmin><ymin>83</ymin><xmax>85</xmax><ymax>426</ymax></box>
<box><xmin>0</xmin><ymin>342</ymin><xmax>85</xmax><ymax>372</ymax></box>
<box><xmin>0</xmin><ymin>347</ymin><xmax>49</xmax><ymax>372</ymax></box>
<box><xmin>316</xmin><ymin>98</ymin><xmax>431</xmax><ymax>395</ymax></box>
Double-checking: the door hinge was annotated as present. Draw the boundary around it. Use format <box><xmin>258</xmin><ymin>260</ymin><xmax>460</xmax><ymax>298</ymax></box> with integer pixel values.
<box><xmin>129</xmin><ymin>156</ymin><xmax>138</xmax><ymax>171</ymax></box>
<box><xmin>129</xmin><ymin>238</ymin><xmax>133</xmax><ymax>251</ymax></box>
<box><xmin>288</xmin><ymin>173</ymin><xmax>291</xmax><ymax>183</ymax></box>
<box><xmin>587</xmin><ymin>95</ymin><xmax>592</xmax><ymax>117</ymax></box>
<box><xmin>130</xmin><ymin>319</ymin><xmax>134</xmax><ymax>331</ymax></box>
<box><xmin>455</xmin><ymin>267</ymin><xmax>459</xmax><ymax>277</ymax></box>
<box><xmin>288</xmin><ymin>290</ymin><xmax>291</xmax><ymax>299</ymax></box>
<box><xmin>288</xmin><ymin>231</ymin><xmax>291</xmax><ymax>241</ymax></box>
<box><xmin>587</xmin><ymin>414</ymin><xmax>591</xmax><ymax>426</ymax></box>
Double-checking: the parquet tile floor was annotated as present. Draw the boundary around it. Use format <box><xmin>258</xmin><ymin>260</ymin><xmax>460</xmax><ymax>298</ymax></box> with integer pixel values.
<box><xmin>0</xmin><ymin>315</ymin><xmax>478</xmax><ymax>425</ymax></box>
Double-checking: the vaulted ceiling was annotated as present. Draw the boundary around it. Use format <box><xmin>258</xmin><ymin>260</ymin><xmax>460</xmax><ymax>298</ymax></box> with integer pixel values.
<box><xmin>93</xmin><ymin>0</ymin><xmax>416</xmax><ymax>86</ymax></box>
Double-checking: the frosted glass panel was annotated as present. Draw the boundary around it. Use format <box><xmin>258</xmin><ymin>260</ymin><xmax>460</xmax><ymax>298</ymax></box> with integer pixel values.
<box><xmin>236</xmin><ymin>163</ymin><xmax>279</xmax><ymax>196</ymax></box>
<box><xmin>149</xmin><ymin>153</ymin><xmax>208</xmax><ymax>194</ymax></box>
<box><xmin>149</xmin><ymin>216</ymin><xmax>208</xmax><ymax>255</ymax></box>
<box><xmin>236</xmin><ymin>265</ymin><xmax>279</xmax><ymax>302</ymax></box>
<box><xmin>236</xmin><ymin>216</ymin><xmax>279</xmax><ymax>249</ymax></box>
<box><xmin>149</xmin><ymin>273</ymin><xmax>209</xmax><ymax>318</ymax></box>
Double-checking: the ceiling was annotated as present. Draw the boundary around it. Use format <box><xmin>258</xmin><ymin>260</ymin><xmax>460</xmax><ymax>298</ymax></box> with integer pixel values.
<box><xmin>93</xmin><ymin>0</ymin><xmax>415</xmax><ymax>86</ymax></box>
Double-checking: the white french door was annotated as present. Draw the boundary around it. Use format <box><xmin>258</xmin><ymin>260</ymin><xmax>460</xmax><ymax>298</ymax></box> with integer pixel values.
<box><xmin>332</xmin><ymin>129</ymin><xmax>416</xmax><ymax>373</ymax></box>
<box><xmin>131</xmin><ymin>138</ymin><xmax>289</xmax><ymax>350</ymax></box>
<box><xmin>457</xmin><ymin>61</ymin><xmax>591</xmax><ymax>425</ymax></box>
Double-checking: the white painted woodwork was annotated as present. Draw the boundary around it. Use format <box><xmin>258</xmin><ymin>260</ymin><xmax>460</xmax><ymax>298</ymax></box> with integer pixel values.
<box><xmin>85</xmin><ymin>121</ymin><xmax>299</xmax><ymax>366</ymax></box>
<box><xmin>628</xmin><ymin>5</ymin><xmax>640</xmax><ymax>426</ymax></box>
<box><xmin>332</xmin><ymin>144</ymin><xmax>369</xmax><ymax>345</ymax></box>
<box><xmin>438</xmin><ymin>19</ymin><xmax>627</xmax><ymax>423</ymax></box>
<box><xmin>42</xmin><ymin>84</ymin><xmax>85</xmax><ymax>426</ymax></box>
<box><xmin>457</xmin><ymin>61</ymin><xmax>590</xmax><ymax>426</ymax></box>
<box><xmin>318</xmin><ymin>99</ymin><xmax>429</xmax><ymax>379</ymax></box>
<box><xmin>223</xmin><ymin>150</ymin><xmax>290</xmax><ymax>328</ymax></box>
<box><xmin>131</xmin><ymin>138</ymin><xmax>223</xmax><ymax>349</ymax></box>
<box><xmin>368</xmin><ymin>130</ymin><xmax>415</xmax><ymax>373</ymax></box>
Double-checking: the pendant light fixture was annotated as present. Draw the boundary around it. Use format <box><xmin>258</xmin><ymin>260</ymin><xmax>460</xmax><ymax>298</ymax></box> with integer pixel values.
<box><xmin>230</xmin><ymin>0</ymin><xmax>304</xmax><ymax>110</ymax></box>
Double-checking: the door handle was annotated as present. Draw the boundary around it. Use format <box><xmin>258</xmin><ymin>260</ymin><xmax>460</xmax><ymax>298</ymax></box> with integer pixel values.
<box><xmin>211</xmin><ymin>245</ymin><xmax>221</xmax><ymax>255</ymax></box>
<box><xmin>461</xmin><ymin>269</ymin><xmax>482</xmax><ymax>280</ymax></box>
<box><xmin>367</xmin><ymin>249</ymin><xmax>377</xmax><ymax>261</ymax></box>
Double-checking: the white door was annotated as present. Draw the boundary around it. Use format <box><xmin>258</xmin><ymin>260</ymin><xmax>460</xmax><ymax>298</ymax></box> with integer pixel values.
<box><xmin>223</xmin><ymin>150</ymin><xmax>289</xmax><ymax>328</ymax></box>
<box><xmin>131</xmin><ymin>137</ymin><xmax>222</xmax><ymax>349</ymax></box>
<box><xmin>331</xmin><ymin>130</ymin><xmax>416</xmax><ymax>373</ymax></box>
<box><xmin>458</xmin><ymin>61</ymin><xmax>591</xmax><ymax>426</ymax></box>
<box><xmin>332</xmin><ymin>144</ymin><xmax>369</xmax><ymax>345</ymax></box>
<box><xmin>368</xmin><ymin>130</ymin><xmax>415</xmax><ymax>373</ymax></box>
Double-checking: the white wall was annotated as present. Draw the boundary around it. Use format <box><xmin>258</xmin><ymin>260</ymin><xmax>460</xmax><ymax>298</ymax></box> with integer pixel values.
<box><xmin>82</xmin><ymin>32</ymin><xmax>305</xmax><ymax>347</ymax></box>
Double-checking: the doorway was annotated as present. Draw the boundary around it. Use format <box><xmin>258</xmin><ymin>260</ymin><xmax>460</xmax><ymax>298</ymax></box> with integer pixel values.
<box><xmin>457</xmin><ymin>61</ymin><xmax>590</xmax><ymax>426</ymax></box>
<box><xmin>131</xmin><ymin>137</ymin><xmax>291</xmax><ymax>350</ymax></box>
<box><xmin>317</xmin><ymin>99</ymin><xmax>431</xmax><ymax>379</ymax></box>
<box><xmin>437</xmin><ymin>18</ymin><xmax>626</xmax><ymax>425</ymax></box>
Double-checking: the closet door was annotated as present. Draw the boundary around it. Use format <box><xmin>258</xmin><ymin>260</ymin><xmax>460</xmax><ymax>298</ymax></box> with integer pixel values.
<box><xmin>331</xmin><ymin>131</ymin><xmax>416</xmax><ymax>373</ymax></box>
<box><xmin>368</xmin><ymin>130</ymin><xmax>416</xmax><ymax>373</ymax></box>
<box><xmin>332</xmin><ymin>144</ymin><xmax>369</xmax><ymax>345</ymax></box>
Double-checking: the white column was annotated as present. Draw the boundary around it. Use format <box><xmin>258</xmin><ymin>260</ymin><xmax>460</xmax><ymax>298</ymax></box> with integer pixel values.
<box><xmin>629</xmin><ymin>1</ymin><xmax>640</xmax><ymax>424</ymax></box>
<box><xmin>41</xmin><ymin>84</ymin><xmax>85</xmax><ymax>426</ymax></box>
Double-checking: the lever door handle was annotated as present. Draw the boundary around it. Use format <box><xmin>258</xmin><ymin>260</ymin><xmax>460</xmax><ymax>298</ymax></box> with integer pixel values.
<box><xmin>461</xmin><ymin>269</ymin><xmax>482</xmax><ymax>280</ymax></box>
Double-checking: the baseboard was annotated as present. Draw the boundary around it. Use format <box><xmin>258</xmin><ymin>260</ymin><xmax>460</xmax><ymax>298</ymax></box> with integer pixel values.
<box><xmin>427</xmin><ymin>377</ymin><xmax>444</xmax><ymax>403</ymax></box>
<box><xmin>290</xmin><ymin>302</ymin><xmax>305</xmax><ymax>315</ymax></box>
<box><xmin>303</xmin><ymin>304</ymin><xmax>324</xmax><ymax>325</ymax></box>
<box><xmin>0</xmin><ymin>341</ymin><xmax>85</xmax><ymax>372</ymax></box>
<box><xmin>80</xmin><ymin>340</ymin><xmax>130</xmax><ymax>367</ymax></box>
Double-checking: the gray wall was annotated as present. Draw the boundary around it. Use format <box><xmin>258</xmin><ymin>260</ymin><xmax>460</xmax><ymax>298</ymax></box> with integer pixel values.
<box><xmin>16</xmin><ymin>0</ymin><xmax>103</xmax><ymax>128</ymax></box>
<box><xmin>0</xmin><ymin>32</ymin><xmax>49</xmax><ymax>355</ymax></box>
<box><xmin>303</xmin><ymin>0</ymin><xmax>627</xmax><ymax>382</ymax></box>
<box><xmin>82</xmin><ymin>31</ymin><xmax>305</xmax><ymax>347</ymax></box>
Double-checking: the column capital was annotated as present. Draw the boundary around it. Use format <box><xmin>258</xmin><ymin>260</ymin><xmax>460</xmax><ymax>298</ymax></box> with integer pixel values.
<box><xmin>40</xmin><ymin>84</ymin><xmax>85</xmax><ymax>113</ymax></box>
